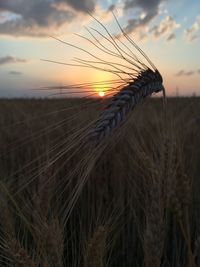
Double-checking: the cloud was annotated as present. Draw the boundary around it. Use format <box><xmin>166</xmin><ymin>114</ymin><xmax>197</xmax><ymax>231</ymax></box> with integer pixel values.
<box><xmin>198</xmin><ymin>69</ymin><xmax>200</xmax><ymax>74</ymax></box>
<box><xmin>107</xmin><ymin>4</ymin><xmax>115</xmax><ymax>12</ymax></box>
<box><xmin>0</xmin><ymin>11</ymin><xmax>10</xmax><ymax>23</ymax></box>
<box><xmin>0</xmin><ymin>56</ymin><xmax>29</xmax><ymax>65</ymax></box>
<box><xmin>151</xmin><ymin>16</ymin><xmax>180</xmax><ymax>40</ymax></box>
<box><xmin>120</xmin><ymin>1</ymin><xmax>181</xmax><ymax>43</ymax></box>
<box><xmin>92</xmin><ymin>4</ymin><xmax>123</xmax><ymax>24</ymax></box>
<box><xmin>8</xmin><ymin>71</ymin><xmax>22</xmax><ymax>75</ymax></box>
<box><xmin>175</xmin><ymin>70</ymin><xmax>195</xmax><ymax>77</ymax></box>
<box><xmin>185</xmin><ymin>15</ymin><xmax>200</xmax><ymax>42</ymax></box>
<box><xmin>166</xmin><ymin>32</ymin><xmax>175</xmax><ymax>41</ymax></box>
<box><xmin>123</xmin><ymin>9</ymin><xmax>157</xmax><ymax>35</ymax></box>
<box><xmin>124</xmin><ymin>0</ymin><xmax>162</xmax><ymax>11</ymax></box>
<box><xmin>65</xmin><ymin>0</ymin><xmax>95</xmax><ymax>12</ymax></box>
<box><xmin>0</xmin><ymin>0</ymin><xmax>96</xmax><ymax>37</ymax></box>
<box><xmin>121</xmin><ymin>0</ymin><xmax>164</xmax><ymax>35</ymax></box>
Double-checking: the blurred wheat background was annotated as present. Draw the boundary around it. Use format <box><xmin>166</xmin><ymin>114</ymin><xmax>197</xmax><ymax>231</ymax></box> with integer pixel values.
<box><xmin>0</xmin><ymin>96</ymin><xmax>199</xmax><ymax>267</ymax></box>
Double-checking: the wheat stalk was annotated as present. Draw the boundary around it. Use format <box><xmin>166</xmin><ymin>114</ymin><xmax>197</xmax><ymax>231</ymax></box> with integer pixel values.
<box><xmin>85</xmin><ymin>225</ymin><xmax>107</xmax><ymax>267</ymax></box>
<box><xmin>144</xmin><ymin>166</ymin><xmax>165</xmax><ymax>267</ymax></box>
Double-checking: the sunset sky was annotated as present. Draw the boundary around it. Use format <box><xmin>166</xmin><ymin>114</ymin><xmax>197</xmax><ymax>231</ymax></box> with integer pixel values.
<box><xmin>0</xmin><ymin>0</ymin><xmax>199</xmax><ymax>97</ymax></box>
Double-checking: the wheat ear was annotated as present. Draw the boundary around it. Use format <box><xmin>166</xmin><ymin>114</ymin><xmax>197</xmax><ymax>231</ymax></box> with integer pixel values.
<box><xmin>89</xmin><ymin>69</ymin><xmax>164</xmax><ymax>143</ymax></box>
<box><xmin>7</xmin><ymin>239</ymin><xmax>36</xmax><ymax>267</ymax></box>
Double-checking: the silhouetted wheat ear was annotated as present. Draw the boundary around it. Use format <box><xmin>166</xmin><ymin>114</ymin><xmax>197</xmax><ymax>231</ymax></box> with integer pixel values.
<box><xmin>89</xmin><ymin>69</ymin><xmax>164</xmax><ymax>143</ymax></box>
<box><xmin>43</xmin><ymin>13</ymin><xmax>165</xmax><ymax>145</ymax></box>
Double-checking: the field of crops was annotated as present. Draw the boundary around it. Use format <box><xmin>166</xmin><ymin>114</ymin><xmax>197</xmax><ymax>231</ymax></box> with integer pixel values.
<box><xmin>0</xmin><ymin>97</ymin><xmax>200</xmax><ymax>267</ymax></box>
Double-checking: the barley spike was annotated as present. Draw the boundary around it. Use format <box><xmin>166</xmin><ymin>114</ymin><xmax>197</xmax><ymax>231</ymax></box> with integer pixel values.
<box><xmin>89</xmin><ymin>69</ymin><xmax>164</xmax><ymax>143</ymax></box>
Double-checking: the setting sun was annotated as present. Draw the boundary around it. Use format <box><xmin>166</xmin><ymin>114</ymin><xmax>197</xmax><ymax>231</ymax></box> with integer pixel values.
<box><xmin>98</xmin><ymin>91</ymin><xmax>105</xmax><ymax>97</ymax></box>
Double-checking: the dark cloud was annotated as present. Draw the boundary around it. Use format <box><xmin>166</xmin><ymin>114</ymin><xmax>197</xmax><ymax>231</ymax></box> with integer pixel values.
<box><xmin>151</xmin><ymin>16</ymin><xmax>180</xmax><ymax>39</ymax></box>
<box><xmin>122</xmin><ymin>0</ymin><xmax>180</xmax><ymax>43</ymax></box>
<box><xmin>107</xmin><ymin>4</ymin><xmax>115</xmax><ymax>12</ymax></box>
<box><xmin>123</xmin><ymin>8</ymin><xmax>158</xmax><ymax>35</ymax></box>
<box><xmin>121</xmin><ymin>0</ymin><xmax>164</xmax><ymax>36</ymax></box>
<box><xmin>8</xmin><ymin>71</ymin><xmax>22</xmax><ymax>75</ymax></box>
<box><xmin>0</xmin><ymin>56</ymin><xmax>28</xmax><ymax>65</ymax></box>
<box><xmin>64</xmin><ymin>0</ymin><xmax>95</xmax><ymax>12</ymax></box>
<box><xmin>166</xmin><ymin>33</ymin><xmax>175</xmax><ymax>41</ymax></box>
<box><xmin>0</xmin><ymin>0</ymin><xmax>96</xmax><ymax>37</ymax></box>
<box><xmin>175</xmin><ymin>70</ymin><xmax>195</xmax><ymax>77</ymax></box>
<box><xmin>124</xmin><ymin>0</ymin><xmax>161</xmax><ymax>11</ymax></box>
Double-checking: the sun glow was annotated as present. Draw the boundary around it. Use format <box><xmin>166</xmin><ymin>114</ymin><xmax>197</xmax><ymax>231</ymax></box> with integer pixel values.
<box><xmin>98</xmin><ymin>91</ymin><xmax>105</xmax><ymax>97</ymax></box>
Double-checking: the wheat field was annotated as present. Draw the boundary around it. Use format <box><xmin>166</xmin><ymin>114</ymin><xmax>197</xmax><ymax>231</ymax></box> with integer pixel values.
<box><xmin>0</xmin><ymin>96</ymin><xmax>200</xmax><ymax>267</ymax></box>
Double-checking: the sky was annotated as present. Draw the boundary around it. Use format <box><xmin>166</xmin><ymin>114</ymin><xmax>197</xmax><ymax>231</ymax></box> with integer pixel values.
<box><xmin>0</xmin><ymin>0</ymin><xmax>200</xmax><ymax>97</ymax></box>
